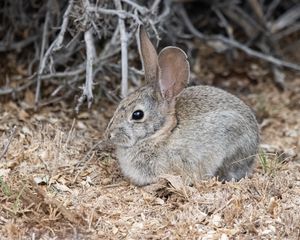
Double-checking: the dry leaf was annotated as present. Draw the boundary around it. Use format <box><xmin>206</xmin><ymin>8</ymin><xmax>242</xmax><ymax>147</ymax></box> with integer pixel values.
<box><xmin>18</xmin><ymin>109</ymin><xmax>29</xmax><ymax>121</ymax></box>
<box><xmin>160</xmin><ymin>174</ymin><xmax>185</xmax><ymax>191</ymax></box>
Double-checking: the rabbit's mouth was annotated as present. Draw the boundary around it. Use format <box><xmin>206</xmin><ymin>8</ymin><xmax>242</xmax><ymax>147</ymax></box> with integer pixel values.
<box><xmin>108</xmin><ymin>131</ymin><xmax>136</xmax><ymax>148</ymax></box>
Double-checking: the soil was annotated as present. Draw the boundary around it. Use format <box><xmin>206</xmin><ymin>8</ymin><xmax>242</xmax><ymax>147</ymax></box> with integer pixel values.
<box><xmin>0</xmin><ymin>54</ymin><xmax>300</xmax><ymax>239</ymax></box>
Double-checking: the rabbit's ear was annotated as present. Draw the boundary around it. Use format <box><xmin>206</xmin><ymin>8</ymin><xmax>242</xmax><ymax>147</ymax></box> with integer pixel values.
<box><xmin>158</xmin><ymin>47</ymin><xmax>190</xmax><ymax>100</ymax></box>
<box><xmin>139</xmin><ymin>25</ymin><xmax>159</xmax><ymax>84</ymax></box>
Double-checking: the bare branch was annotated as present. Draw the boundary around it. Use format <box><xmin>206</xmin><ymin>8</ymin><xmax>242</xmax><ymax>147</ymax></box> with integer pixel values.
<box><xmin>0</xmin><ymin>126</ymin><xmax>17</xmax><ymax>161</ymax></box>
<box><xmin>114</xmin><ymin>0</ymin><xmax>128</xmax><ymax>98</ymax></box>
<box><xmin>53</xmin><ymin>0</ymin><xmax>75</xmax><ymax>51</ymax></box>
<box><xmin>35</xmin><ymin>1</ymin><xmax>51</xmax><ymax>106</ymax></box>
<box><xmin>265</xmin><ymin>0</ymin><xmax>281</xmax><ymax>20</ymax></box>
<box><xmin>151</xmin><ymin>0</ymin><xmax>161</xmax><ymax>14</ymax></box>
<box><xmin>35</xmin><ymin>0</ymin><xmax>75</xmax><ymax>106</ymax></box>
<box><xmin>2</xmin><ymin>0</ymin><xmax>300</xmax><ymax>107</ymax></box>
<box><xmin>75</xmin><ymin>28</ymin><xmax>96</xmax><ymax>113</ymax></box>
<box><xmin>0</xmin><ymin>36</ymin><xmax>38</xmax><ymax>52</ymax></box>
<box><xmin>87</xmin><ymin>7</ymin><xmax>142</xmax><ymax>23</ymax></box>
<box><xmin>84</xmin><ymin>28</ymin><xmax>96</xmax><ymax>107</ymax></box>
<box><xmin>0</xmin><ymin>79</ymin><xmax>35</xmax><ymax>96</ymax></box>
<box><xmin>179</xmin><ymin>7</ymin><xmax>300</xmax><ymax>72</ymax></box>
<box><xmin>121</xmin><ymin>0</ymin><xmax>148</xmax><ymax>14</ymax></box>
<box><xmin>271</xmin><ymin>4</ymin><xmax>300</xmax><ymax>33</ymax></box>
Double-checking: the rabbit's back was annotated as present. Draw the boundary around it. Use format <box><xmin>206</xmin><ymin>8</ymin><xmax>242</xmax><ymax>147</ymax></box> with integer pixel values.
<box><xmin>168</xmin><ymin>85</ymin><xmax>259</xmax><ymax>181</ymax></box>
<box><xmin>176</xmin><ymin>85</ymin><xmax>257</xmax><ymax>125</ymax></box>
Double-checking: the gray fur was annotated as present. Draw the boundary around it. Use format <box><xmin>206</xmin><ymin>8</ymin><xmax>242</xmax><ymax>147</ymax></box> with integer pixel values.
<box><xmin>105</xmin><ymin>85</ymin><xmax>259</xmax><ymax>186</ymax></box>
<box><xmin>105</xmin><ymin>27</ymin><xmax>259</xmax><ymax>186</ymax></box>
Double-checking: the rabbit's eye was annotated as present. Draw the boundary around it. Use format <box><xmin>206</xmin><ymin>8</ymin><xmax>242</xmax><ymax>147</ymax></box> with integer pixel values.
<box><xmin>132</xmin><ymin>110</ymin><xmax>144</xmax><ymax>120</ymax></box>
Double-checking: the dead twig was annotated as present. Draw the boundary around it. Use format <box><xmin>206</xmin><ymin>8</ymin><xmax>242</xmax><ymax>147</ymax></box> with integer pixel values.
<box><xmin>271</xmin><ymin>4</ymin><xmax>300</xmax><ymax>33</ymax></box>
<box><xmin>75</xmin><ymin>28</ymin><xmax>95</xmax><ymax>113</ymax></box>
<box><xmin>114</xmin><ymin>0</ymin><xmax>128</xmax><ymax>98</ymax></box>
<box><xmin>213</xmin><ymin>8</ymin><xmax>237</xmax><ymax>58</ymax></box>
<box><xmin>179</xmin><ymin>6</ymin><xmax>300</xmax><ymax>72</ymax></box>
<box><xmin>0</xmin><ymin>126</ymin><xmax>17</xmax><ymax>161</ymax></box>
<box><xmin>35</xmin><ymin>0</ymin><xmax>51</xmax><ymax>107</ymax></box>
<box><xmin>265</xmin><ymin>0</ymin><xmax>281</xmax><ymax>20</ymax></box>
<box><xmin>72</xmin><ymin>140</ymin><xmax>113</xmax><ymax>184</ymax></box>
<box><xmin>87</xmin><ymin>6</ymin><xmax>142</xmax><ymax>23</ymax></box>
<box><xmin>53</xmin><ymin>0</ymin><xmax>75</xmax><ymax>51</ymax></box>
<box><xmin>0</xmin><ymin>78</ymin><xmax>35</xmax><ymax>96</ymax></box>
<box><xmin>35</xmin><ymin>0</ymin><xmax>74</xmax><ymax>107</ymax></box>
<box><xmin>31</xmin><ymin>181</ymin><xmax>85</xmax><ymax>225</ymax></box>
<box><xmin>2</xmin><ymin>0</ymin><xmax>300</xmax><ymax>108</ymax></box>
<box><xmin>121</xmin><ymin>0</ymin><xmax>148</xmax><ymax>14</ymax></box>
<box><xmin>0</xmin><ymin>36</ymin><xmax>39</xmax><ymax>52</ymax></box>
<box><xmin>75</xmin><ymin>0</ymin><xmax>97</xmax><ymax>112</ymax></box>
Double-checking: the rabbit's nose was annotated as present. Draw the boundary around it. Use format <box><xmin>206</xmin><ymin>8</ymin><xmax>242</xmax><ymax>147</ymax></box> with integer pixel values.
<box><xmin>109</xmin><ymin>132</ymin><xmax>114</xmax><ymax>139</ymax></box>
<box><xmin>104</xmin><ymin>128</ymin><xmax>113</xmax><ymax>140</ymax></box>
<box><xmin>107</xmin><ymin>131</ymin><xmax>115</xmax><ymax>140</ymax></box>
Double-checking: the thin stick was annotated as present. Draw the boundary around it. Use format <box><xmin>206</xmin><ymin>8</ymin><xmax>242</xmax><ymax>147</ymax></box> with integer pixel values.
<box><xmin>65</xmin><ymin>118</ymin><xmax>76</xmax><ymax>148</ymax></box>
<box><xmin>0</xmin><ymin>79</ymin><xmax>35</xmax><ymax>95</ymax></box>
<box><xmin>151</xmin><ymin>0</ymin><xmax>161</xmax><ymax>14</ymax></box>
<box><xmin>114</xmin><ymin>0</ymin><xmax>128</xmax><ymax>98</ymax></box>
<box><xmin>75</xmin><ymin>0</ymin><xmax>97</xmax><ymax>112</ymax></box>
<box><xmin>32</xmin><ymin>182</ymin><xmax>85</xmax><ymax>225</ymax></box>
<box><xmin>35</xmin><ymin>0</ymin><xmax>74</xmax><ymax>106</ymax></box>
<box><xmin>72</xmin><ymin>140</ymin><xmax>112</xmax><ymax>184</ymax></box>
<box><xmin>84</xmin><ymin>28</ymin><xmax>96</xmax><ymax>108</ymax></box>
<box><xmin>271</xmin><ymin>4</ymin><xmax>300</xmax><ymax>33</ymax></box>
<box><xmin>53</xmin><ymin>0</ymin><xmax>75</xmax><ymax>51</ymax></box>
<box><xmin>35</xmin><ymin>1</ymin><xmax>51</xmax><ymax>106</ymax></box>
<box><xmin>75</xmin><ymin>28</ymin><xmax>95</xmax><ymax>113</ymax></box>
<box><xmin>0</xmin><ymin>35</ymin><xmax>38</xmax><ymax>52</ymax></box>
<box><xmin>179</xmin><ymin>7</ymin><xmax>300</xmax><ymax>72</ymax></box>
<box><xmin>265</xmin><ymin>0</ymin><xmax>281</xmax><ymax>20</ymax></box>
<box><xmin>87</xmin><ymin>7</ymin><xmax>141</xmax><ymax>23</ymax></box>
<box><xmin>214</xmin><ymin>8</ymin><xmax>237</xmax><ymax>58</ymax></box>
<box><xmin>121</xmin><ymin>0</ymin><xmax>148</xmax><ymax>14</ymax></box>
<box><xmin>0</xmin><ymin>126</ymin><xmax>17</xmax><ymax>161</ymax></box>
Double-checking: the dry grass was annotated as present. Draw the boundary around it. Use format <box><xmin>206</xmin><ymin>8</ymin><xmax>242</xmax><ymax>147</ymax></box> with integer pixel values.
<box><xmin>1</xmin><ymin>78</ymin><xmax>300</xmax><ymax>239</ymax></box>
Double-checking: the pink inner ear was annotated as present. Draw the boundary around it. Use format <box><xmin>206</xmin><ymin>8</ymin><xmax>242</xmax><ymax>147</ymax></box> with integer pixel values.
<box><xmin>158</xmin><ymin>47</ymin><xmax>190</xmax><ymax>100</ymax></box>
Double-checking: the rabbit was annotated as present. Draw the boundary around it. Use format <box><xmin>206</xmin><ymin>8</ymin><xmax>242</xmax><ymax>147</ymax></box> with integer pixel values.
<box><xmin>105</xmin><ymin>26</ymin><xmax>260</xmax><ymax>186</ymax></box>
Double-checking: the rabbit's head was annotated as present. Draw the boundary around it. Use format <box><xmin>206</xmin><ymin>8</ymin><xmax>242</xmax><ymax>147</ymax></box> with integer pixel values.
<box><xmin>105</xmin><ymin>26</ymin><xmax>190</xmax><ymax>147</ymax></box>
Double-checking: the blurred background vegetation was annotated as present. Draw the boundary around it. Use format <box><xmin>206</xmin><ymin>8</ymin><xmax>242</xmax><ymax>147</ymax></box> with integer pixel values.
<box><xmin>0</xmin><ymin>0</ymin><xmax>300</xmax><ymax>111</ymax></box>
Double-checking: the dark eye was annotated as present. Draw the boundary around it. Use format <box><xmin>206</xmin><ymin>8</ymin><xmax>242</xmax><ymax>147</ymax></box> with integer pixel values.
<box><xmin>132</xmin><ymin>110</ymin><xmax>144</xmax><ymax>120</ymax></box>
